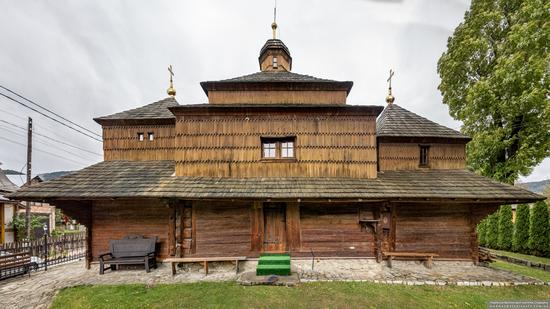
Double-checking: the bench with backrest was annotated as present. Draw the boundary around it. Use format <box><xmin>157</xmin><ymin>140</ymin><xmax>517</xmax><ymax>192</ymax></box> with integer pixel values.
<box><xmin>164</xmin><ymin>256</ymin><xmax>247</xmax><ymax>275</ymax></box>
<box><xmin>383</xmin><ymin>251</ymin><xmax>439</xmax><ymax>269</ymax></box>
<box><xmin>0</xmin><ymin>250</ymin><xmax>34</xmax><ymax>280</ymax></box>
<box><xmin>99</xmin><ymin>235</ymin><xmax>157</xmax><ymax>274</ymax></box>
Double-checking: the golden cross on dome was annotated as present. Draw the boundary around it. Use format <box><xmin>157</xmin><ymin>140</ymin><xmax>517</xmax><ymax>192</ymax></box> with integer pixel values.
<box><xmin>272</xmin><ymin>0</ymin><xmax>278</xmax><ymax>39</ymax></box>
<box><xmin>386</xmin><ymin>69</ymin><xmax>395</xmax><ymax>104</ymax></box>
<box><xmin>167</xmin><ymin>65</ymin><xmax>176</xmax><ymax>97</ymax></box>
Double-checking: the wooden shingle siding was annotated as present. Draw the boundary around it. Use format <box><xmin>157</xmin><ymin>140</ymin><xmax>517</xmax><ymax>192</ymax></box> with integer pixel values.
<box><xmin>207</xmin><ymin>90</ymin><xmax>348</xmax><ymax>104</ymax></box>
<box><xmin>175</xmin><ymin>114</ymin><xmax>378</xmax><ymax>178</ymax></box>
<box><xmin>103</xmin><ymin>125</ymin><xmax>175</xmax><ymax>161</ymax></box>
<box><xmin>394</xmin><ymin>203</ymin><xmax>471</xmax><ymax>259</ymax></box>
<box><xmin>91</xmin><ymin>199</ymin><xmax>170</xmax><ymax>260</ymax></box>
<box><xmin>379</xmin><ymin>143</ymin><xmax>466</xmax><ymax>171</ymax></box>
<box><xmin>299</xmin><ymin>204</ymin><xmax>375</xmax><ymax>257</ymax></box>
<box><xmin>191</xmin><ymin>201</ymin><xmax>252</xmax><ymax>257</ymax></box>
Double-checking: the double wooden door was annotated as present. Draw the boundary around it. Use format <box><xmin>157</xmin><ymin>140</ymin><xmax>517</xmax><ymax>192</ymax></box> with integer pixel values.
<box><xmin>263</xmin><ymin>203</ymin><xmax>287</xmax><ymax>252</ymax></box>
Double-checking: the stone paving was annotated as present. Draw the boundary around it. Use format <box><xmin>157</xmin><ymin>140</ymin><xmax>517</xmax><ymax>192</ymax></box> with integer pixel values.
<box><xmin>0</xmin><ymin>259</ymin><xmax>545</xmax><ymax>309</ymax></box>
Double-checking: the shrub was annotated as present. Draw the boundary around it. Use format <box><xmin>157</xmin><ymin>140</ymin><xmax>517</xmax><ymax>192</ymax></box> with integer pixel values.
<box><xmin>10</xmin><ymin>214</ymin><xmax>46</xmax><ymax>241</ymax></box>
<box><xmin>513</xmin><ymin>204</ymin><xmax>530</xmax><ymax>253</ymax></box>
<box><xmin>497</xmin><ymin>205</ymin><xmax>513</xmax><ymax>250</ymax></box>
<box><xmin>477</xmin><ymin>219</ymin><xmax>487</xmax><ymax>247</ymax></box>
<box><xmin>486</xmin><ymin>212</ymin><xmax>499</xmax><ymax>249</ymax></box>
<box><xmin>528</xmin><ymin>201</ymin><xmax>550</xmax><ymax>256</ymax></box>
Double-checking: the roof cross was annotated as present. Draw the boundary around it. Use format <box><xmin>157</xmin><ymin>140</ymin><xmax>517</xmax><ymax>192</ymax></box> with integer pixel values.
<box><xmin>167</xmin><ymin>65</ymin><xmax>176</xmax><ymax>97</ymax></box>
<box><xmin>386</xmin><ymin>69</ymin><xmax>395</xmax><ymax>104</ymax></box>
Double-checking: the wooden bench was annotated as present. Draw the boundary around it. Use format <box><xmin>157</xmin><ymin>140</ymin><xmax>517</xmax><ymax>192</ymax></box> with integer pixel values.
<box><xmin>99</xmin><ymin>235</ymin><xmax>157</xmax><ymax>275</ymax></box>
<box><xmin>0</xmin><ymin>251</ymin><xmax>34</xmax><ymax>279</ymax></box>
<box><xmin>383</xmin><ymin>252</ymin><xmax>439</xmax><ymax>269</ymax></box>
<box><xmin>165</xmin><ymin>257</ymin><xmax>247</xmax><ymax>275</ymax></box>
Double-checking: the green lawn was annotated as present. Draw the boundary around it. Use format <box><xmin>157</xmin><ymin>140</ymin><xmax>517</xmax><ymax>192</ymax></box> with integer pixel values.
<box><xmin>489</xmin><ymin>260</ymin><xmax>550</xmax><ymax>282</ymax></box>
<box><xmin>487</xmin><ymin>248</ymin><xmax>550</xmax><ymax>265</ymax></box>
<box><xmin>52</xmin><ymin>281</ymin><xmax>550</xmax><ymax>309</ymax></box>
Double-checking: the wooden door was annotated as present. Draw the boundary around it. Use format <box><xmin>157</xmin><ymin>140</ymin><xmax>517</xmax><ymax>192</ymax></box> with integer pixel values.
<box><xmin>263</xmin><ymin>203</ymin><xmax>287</xmax><ymax>252</ymax></box>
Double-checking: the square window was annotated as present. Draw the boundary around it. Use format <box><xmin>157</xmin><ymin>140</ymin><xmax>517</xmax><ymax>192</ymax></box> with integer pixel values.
<box><xmin>281</xmin><ymin>141</ymin><xmax>294</xmax><ymax>158</ymax></box>
<box><xmin>261</xmin><ymin>137</ymin><xmax>296</xmax><ymax>159</ymax></box>
<box><xmin>148</xmin><ymin>132</ymin><xmax>154</xmax><ymax>141</ymax></box>
<box><xmin>263</xmin><ymin>142</ymin><xmax>276</xmax><ymax>158</ymax></box>
<box><xmin>138</xmin><ymin>132</ymin><xmax>144</xmax><ymax>141</ymax></box>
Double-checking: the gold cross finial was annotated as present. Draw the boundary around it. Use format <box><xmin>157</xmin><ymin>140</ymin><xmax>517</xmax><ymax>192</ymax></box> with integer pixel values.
<box><xmin>271</xmin><ymin>0</ymin><xmax>278</xmax><ymax>39</ymax></box>
<box><xmin>167</xmin><ymin>65</ymin><xmax>176</xmax><ymax>97</ymax></box>
<box><xmin>386</xmin><ymin>69</ymin><xmax>395</xmax><ymax>104</ymax></box>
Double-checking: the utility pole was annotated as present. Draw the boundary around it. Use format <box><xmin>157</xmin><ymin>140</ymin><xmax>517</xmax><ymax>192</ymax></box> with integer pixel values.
<box><xmin>26</xmin><ymin>117</ymin><xmax>32</xmax><ymax>239</ymax></box>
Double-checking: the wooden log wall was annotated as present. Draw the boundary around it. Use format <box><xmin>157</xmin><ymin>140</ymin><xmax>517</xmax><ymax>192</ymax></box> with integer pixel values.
<box><xmin>208</xmin><ymin>90</ymin><xmax>348</xmax><ymax>105</ymax></box>
<box><xmin>91</xmin><ymin>199</ymin><xmax>170</xmax><ymax>260</ymax></box>
<box><xmin>299</xmin><ymin>204</ymin><xmax>375</xmax><ymax>257</ymax></box>
<box><xmin>191</xmin><ymin>201</ymin><xmax>252</xmax><ymax>257</ymax></box>
<box><xmin>394</xmin><ymin>203</ymin><xmax>471</xmax><ymax>259</ymax></box>
<box><xmin>378</xmin><ymin>143</ymin><xmax>466</xmax><ymax>171</ymax></box>
<box><xmin>175</xmin><ymin>114</ymin><xmax>378</xmax><ymax>178</ymax></box>
<box><xmin>102</xmin><ymin>125</ymin><xmax>175</xmax><ymax>161</ymax></box>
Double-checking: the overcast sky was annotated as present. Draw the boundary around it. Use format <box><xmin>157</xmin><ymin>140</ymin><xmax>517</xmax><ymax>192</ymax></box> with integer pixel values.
<box><xmin>0</xmin><ymin>0</ymin><xmax>548</xmax><ymax>185</ymax></box>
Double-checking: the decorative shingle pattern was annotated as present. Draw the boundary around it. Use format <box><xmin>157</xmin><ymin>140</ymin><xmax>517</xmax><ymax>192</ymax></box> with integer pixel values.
<box><xmin>94</xmin><ymin>97</ymin><xmax>179</xmax><ymax>121</ymax></box>
<box><xmin>9</xmin><ymin>161</ymin><xmax>543</xmax><ymax>202</ymax></box>
<box><xmin>377</xmin><ymin>104</ymin><xmax>470</xmax><ymax>139</ymax></box>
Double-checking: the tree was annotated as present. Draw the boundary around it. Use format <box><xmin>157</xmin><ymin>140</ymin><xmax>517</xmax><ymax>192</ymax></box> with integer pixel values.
<box><xmin>528</xmin><ymin>201</ymin><xmax>550</xmax><ymax>256</ymax></box>
<box><xmin>477</xmin><ymin>219</ymin><xmax>488</xmax><ymax>246</ymax></box>
<box><xmin>497</xmin><ymin>205</ymin><xmax>514</xmax><ymax>250</ymax></box>
<box><xmin>486</xmin><ymin>212</ymin><xmax>500</xmax><ymax>249</ymax></box>
<box><xmin>437</xmin><ymin>0</ymin><xmax>550</xmax><ymax>183</ymax></box>
<box><xmin>513</xmin><ymin>204</ymin><xmax>530</xmax><ymax>253</ymax></box>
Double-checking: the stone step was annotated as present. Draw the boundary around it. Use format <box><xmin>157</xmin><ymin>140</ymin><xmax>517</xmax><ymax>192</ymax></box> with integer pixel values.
<box><xmin>256</xmin><ymin>264</ymin><xmax>291</xmax><ymax>276</ymax></box>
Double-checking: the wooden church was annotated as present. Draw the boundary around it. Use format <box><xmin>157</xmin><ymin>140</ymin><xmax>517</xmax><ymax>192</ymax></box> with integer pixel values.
<box><xmin>11</xmin><ymin>21</ymin><xmax>543</xmax><ymax>268</ymax></box>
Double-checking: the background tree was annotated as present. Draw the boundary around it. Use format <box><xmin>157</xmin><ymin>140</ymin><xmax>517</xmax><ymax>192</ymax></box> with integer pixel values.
<box><xmin>528</xmin><ymin>201</ymin><xmax>550</xmax><ymax>256</ymax></box>
<box><xmin>497</xmin><ymin>205</ymin><xmax>514</xmax><ymax>250</ymax></box>
<box><xmin>486</xmin><ymin>212</ymin><xmax>500</xmax><ymax>249</ymax></box>
<box><xmin>438</xmin><ymin>0</ymin><xmax>550</xmax><ymax>183</ymax></box>
<box><xmin>477</xmin><ymin>219</ymin><xmax>488</xmax><ymax>247</ymax></box>
<box><xmin>513</xmin><ymin>204</ymin><xmax>530</xmax><ymax>253</ymax></box>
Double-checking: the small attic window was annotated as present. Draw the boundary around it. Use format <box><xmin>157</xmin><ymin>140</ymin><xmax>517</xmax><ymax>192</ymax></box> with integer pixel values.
<box><xmin>273</xmin><ymin>57</ymin><xmax>278</xmax><ymax>69</ymax></box>
<box><xmin>138</xmin><ymin>132</ymin><xmax>144</xmax><ymax>141</ymax></box>
<box><xmin>419</xmin><ymin>145</ymin><xmax>430</xmax><ymax>167</ymax></box>
<box><xmin>148</xmin><ymin>132</ymin><xmax>154</xmax><ymax>141</ymax></box>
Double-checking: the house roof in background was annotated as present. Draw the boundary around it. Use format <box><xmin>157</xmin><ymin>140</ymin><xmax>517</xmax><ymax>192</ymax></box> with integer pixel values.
<box><xmin>376</xmin><ymin>104</ymin><xmax>470</xmax><ymax>140</ymax></box>
<box><xmin>0</xmin><ymin>168</ymin><xmax>19</xmax><ymax>193</ymax></box>
<box><xmin>8</xmin><ymin>160</ymin><xmax>543</xmax><ymax>203</ymax></box>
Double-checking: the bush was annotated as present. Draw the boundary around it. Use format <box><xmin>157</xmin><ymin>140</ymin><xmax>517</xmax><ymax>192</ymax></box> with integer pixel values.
<box><xmin>10</xmin><ymin>214</ymin><xmax>46</xmax><ymax>241</ymax></box>
<box><xmin>528</xmin><ymin>201</ymin><xmax>550</xmax><ymax>256</ymax></box>
<box><xmin>497</xmin><ymin>205</ymin><xmax>513</xmax><ymax>250</ymax></box>
<box><xmin>486</xmin><ymin>212</ymin><xmax>499</xmax><ymax>249</ymax></box>
<box><xmin>477</xmin><ymin>219</ymin><xmax>487</xmax><ymax>247</ymax></box>
<box><xmin>513</xmin><ymin>204</ymin><xmax>530</xmax><ymax>253</ymax></box>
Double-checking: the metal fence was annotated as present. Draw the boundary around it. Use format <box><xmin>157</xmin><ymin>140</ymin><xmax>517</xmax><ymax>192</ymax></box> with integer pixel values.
<box><xmin>0</xmin><ymin>232</ymin><xmax>87</xmax><ymax>280</ymax></box>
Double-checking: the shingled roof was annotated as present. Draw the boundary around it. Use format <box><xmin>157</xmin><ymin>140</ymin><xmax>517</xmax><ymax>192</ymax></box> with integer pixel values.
<box><xmin>377</xmin><ymin>104</ymin><xmax>470</xmax><ymax>140</ymax></box>
<box><xmin>94</xmin><ymin>97</ymin><xmax>178</xmax><ymax>125</ymax></box>
<box><xmin>200</xmin><ymin>71</ymin><xmax>354</xmax><ymax>95</ymax></box>
<box><xmin>8</xmin><ymin>160</ymin><xmax>543</xmax><ymax>203</ymax></box>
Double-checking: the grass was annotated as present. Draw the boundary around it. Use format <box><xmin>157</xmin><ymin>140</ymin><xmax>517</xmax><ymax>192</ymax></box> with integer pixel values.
<box><xmin>51</xmin><ymin>281</ymin><xmax>550</xmax><ymax>309</ymax></box>
<box><xmin>487</xmin><ymin>248</ymin><xmax>550</xmax><ymax>265</ymax></box>
<box><xmin>489</xmin><ymin>260</ymin><xmax>550</xmax><ymax>282</ymax></box>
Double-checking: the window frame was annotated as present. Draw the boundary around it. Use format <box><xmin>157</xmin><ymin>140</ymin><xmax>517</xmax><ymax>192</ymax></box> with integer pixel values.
<box><xmin>261</xmin><ymin>136</ymin><xmax>296</xmax><ymax>161</ymax></box>
<box><xmin>148</xmin><ymin>132</ymin><xmax>155</xmax><ymax>141</ymax></box>
<box><xmin>419</xmin><ymin>145</ymin><xmax>430</xmax><ymax>167</ymax></box>
<box><xmin>137</xmin><ymin>132</ymin><xmax>144</xmax><ymax>142</ymax></box>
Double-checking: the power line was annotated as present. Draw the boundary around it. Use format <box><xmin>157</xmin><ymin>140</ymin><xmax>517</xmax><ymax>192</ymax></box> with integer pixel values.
<box><xmin>0</xmin><ymin>119</ymin><xmax>103</xmax><ymax>157</ymax></box>
<box><xmin>0</xmin><ymin>135</ymin><xmax>90</xmax><ymax>166</ymax></box>
<box><xmin>0</xmin><ymin>92</ymin><xmax>102</xmax><ymax>142</ymax></box>
<box><xmin>0</xmin><ymin>123</ymin><xmax>98</xmax><ymax>163</ymax></box>
<box><xmin>0</xmin><ymin>85</ymin><xmax>102</xmax><ymax>138</ymax></box>
<box><xmin>0</xmin><ymin>107</ymin><xmax>28</xmax><ymax>121</ymax></box>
